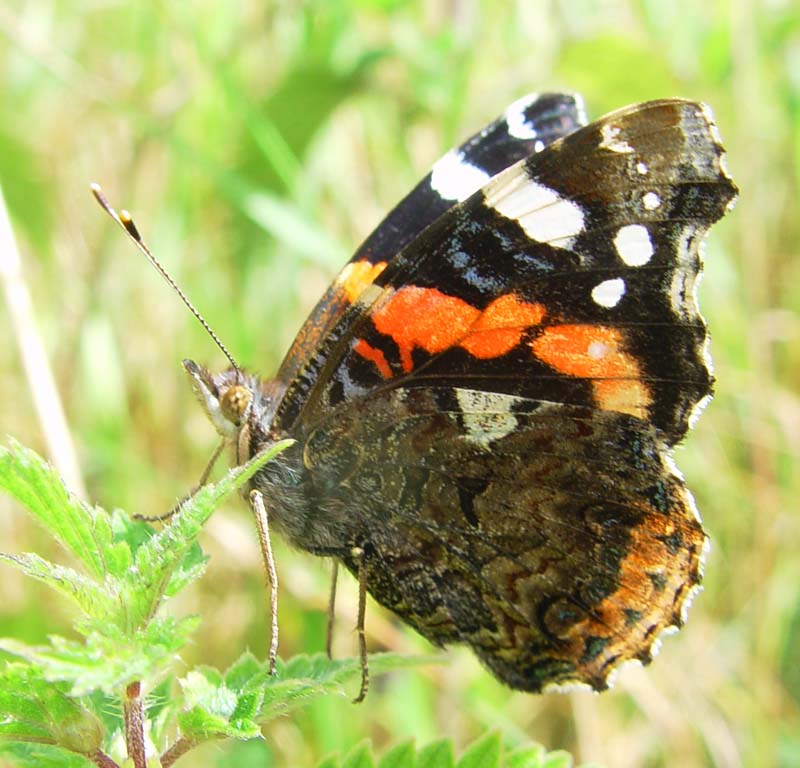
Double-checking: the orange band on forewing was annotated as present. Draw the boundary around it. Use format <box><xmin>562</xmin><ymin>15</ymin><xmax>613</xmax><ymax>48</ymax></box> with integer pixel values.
<box><xmin>368</xmin><ymin>287</ymin><xmax>546</xmax><ymax>373</ymax></box>
<box><xmin>371</xmin><ymin>287</ymin><xmax>481</xmax><ymax>372</ymax></box>
<box><xmin>336</xmin><ymin>260</ymin><xmax>388</xmax><ymax>304</ymax></box>
<box><xmin>462</xmin><ymin>294</ymin><xmax>547</xmax><ymax>358</ymax></box>
<box><xmin>531</xmin><ymin>324</ymin><xmax>652</xmax><ymax>419</ymax></box>
<box><xmin>353</xmin><ymin>339</ymin><xmax>393</xmax><ymax>379</ymax></box>
<box><xmin>592</xmin><ymin>379</ymin><xmax>652</xmax><ymax>419</ymax></box>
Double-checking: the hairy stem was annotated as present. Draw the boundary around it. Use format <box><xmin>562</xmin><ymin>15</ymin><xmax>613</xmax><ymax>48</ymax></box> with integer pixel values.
<box><xmin>123</xmin><ymin>681</ymin><xmax>146</xmax><ymax>768</ymax></box>
<box><xmin>91</xmin><ymin>750</ymin><xmax>120</xmax><ymax>768</ymax></box>
<box><xmin>161</xmin><ymin>736</ymin><xmax>195</xmax><ymax>768</ymax></box>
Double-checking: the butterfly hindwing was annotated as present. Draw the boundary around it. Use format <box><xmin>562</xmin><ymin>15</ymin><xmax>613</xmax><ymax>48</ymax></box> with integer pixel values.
<box><xmin>301</xmin><ymin>385</ymin><xmax>705</xmax><ymax>691</ymax></box>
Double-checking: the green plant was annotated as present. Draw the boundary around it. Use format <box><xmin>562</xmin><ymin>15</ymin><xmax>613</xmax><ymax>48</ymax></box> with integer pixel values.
<box><xmin>313</xmin><ymin>731</ymin><xmax>578</xmax><ymax>768</ymax></box>
<box><xmin>0</xmin><ymin>440</ymin><xmax>418</xmax><ymax>767</ymax></box>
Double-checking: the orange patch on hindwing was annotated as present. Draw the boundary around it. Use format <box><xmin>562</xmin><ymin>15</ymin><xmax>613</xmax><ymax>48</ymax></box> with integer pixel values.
<box><xmin>556</xmin><ymin>498</ymin><xmax>705</xmax><ymax>686</ymax></box>
<box><xmin>531</xmin><ymin>325</ymin><xmax>652</xmax><ymax>419</ymax></box>
<box><xmin>358</xmin><ymin>287</ymin><xmax>546</xmax><ymax>374</ymax></box>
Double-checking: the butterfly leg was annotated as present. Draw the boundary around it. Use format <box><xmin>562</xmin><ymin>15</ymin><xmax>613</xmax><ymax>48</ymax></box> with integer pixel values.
<box><xmin>352</xmin><ymin>546</ymin><xmax>369</xmax><ymax>703</ymax></box>
<box><xmin>326</xmin><ymin>560</ymin><xmax>338</xmax><ymax>659</ymax></box>
<box><xmin>303</xmin><ymin>543</ymin><xmax>370</xmax><ymax>700</ymax></box>
<box><xmin>249</xmin><ymin>488</ymin><xmax>279</xmax><ymax>675</ymax></box>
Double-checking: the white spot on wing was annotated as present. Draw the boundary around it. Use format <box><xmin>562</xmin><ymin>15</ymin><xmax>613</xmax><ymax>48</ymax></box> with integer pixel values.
<box><xmin>504</xmin><ymin>93</ymin><xmax>540</xmax><ymax>139</ymax></box>
<box><xmin>484</xmin><ymin>171</ymin><xmax>585</xmax><ymax>248</ymax></box>
<box><xmin>669</xmin><ymin>225</ymin><xmax>700</xmax><ymax>315</ymax></box>
<box><xmin>669</xmin><ymin>268</ymin><xmax>689</xmax><ymax>315</ymax></box>
<box><xmin>636</xmin><ymin>161</ymin><xmax>648</xmax><ymax>175</ymax></box>
<box><xmin>599</xmin><ymin>123</ymin><xmax>635</xmax><ymax>153</ymax></box>
<box><xmin>591</xmin><ymin>278</ymin><xmax>626</xmax><ymax>308</ymax></box>
<box><xmin>430</xmin><ymin>149</ymin><xmax>490</xmax><ymax>202</ymax></box>
<box><xmin>614</xmin><ymin>224</ymin><xmax>654</xmax><ymax>266</ymax></box>
<box><xmin>643</xmin><ymin>191</ymin><xmax>661</xmax><ymax>210</ymax></box>
<box><xmin>587</xmin><ymin>341</ymin><xmax>610</xmax><ymax>360</ymax></box>
<box><xmin>456</xmin><ymin>389</ymin><xmax>518</xmax><ymax>448</ymax></box>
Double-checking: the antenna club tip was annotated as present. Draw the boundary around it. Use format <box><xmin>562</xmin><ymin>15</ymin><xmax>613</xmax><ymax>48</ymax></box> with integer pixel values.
<box><xmin>90</xmin><ymin>182</ymin><xmax>102</xmax><ymax>193</ymax></box>
<box><xmin>120</xmin><ymin>209</ymin><xmax>133</xmax><ymax>223</ymax></box>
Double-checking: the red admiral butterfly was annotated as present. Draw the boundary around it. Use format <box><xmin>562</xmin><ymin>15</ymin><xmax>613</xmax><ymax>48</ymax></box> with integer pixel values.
<box><xmin>95</xmin><ymin>93</ymin><xmax>737</xmax><ymax>698</ymax></box>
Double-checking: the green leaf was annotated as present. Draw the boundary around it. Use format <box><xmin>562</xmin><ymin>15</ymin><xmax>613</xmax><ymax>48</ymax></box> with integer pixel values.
<box><xmin>281</xmin><ymin>736</ymin><xmax>578</xmax><ymax>768</ymax></box>
<box><xmin>278</xmin><ymin>651</ymin><xmax>430</xmax><ymax>683</ymax></box>
<box><xmin>261</xmin><ymin>652</ymin><xmax>430</xmax><ymax>720</ymax></box>
<box><xmin>0</xmin><ymin>441</ymin><xmax>111</xmax><ymax>580</ymax></box>
<box><xmin>163</xmin><ymin>541</ymin><xmax>208</xmax><ymax>599</ymax></box>
<box><xmin>378</xmin><ymin>741</ymin><xmax>415</xmax><ymax>768</ymax></box>
<box><xmin>178</xmin><ymin>667</ymin><xmax>262</xmax><ymax>740</ymax></box>
<box><xmin>0</xmin><ymin>440</ymin><xmax>291</xmax><ymax>638</ymax></box>
<box><xmin>315</xmin><ymin>739</ymin><xmax>573</xmax><ymax>768</ymax></box>
<box><xmin>503</xmin><ymin>745</ymin><xmax>547</xmax><ymax>768</ymax></box>
<box><xmin>0</xmin><ymin>552</ymin><xmax>115</xmax><ymax>619</ymax></box>
<box><xmin>342</xmin><ymin>740</ymin><xmax>375</xmax><ymax>768</ymax></box>
<box><xmin>541</xmin><ymin>752</ymin><xmax>573</xmax><ymax>768</ymax></box>
<box><xmin>122</xmin><ymin>440</ymin><xmax>293</xmax><ymax>630</ymax></box>
<box><xmin>0</xmin><ymin>664</ymin><xmax>103</xmax><ymax>753</ymax></box>
<box><xmin>104</xmin><ymin>510</ymin><xmax>156</xmax><ymax>578</ymax></box>
<box><xmin>457</xmin><ymin>732</ymin><xmax>501</xmax><ymax>768</ymax></box>
<box><xmin>221</xmin><ymin>652</ymin><xmax>266</xmax><ymax>694</ymax></box>
<box><xmin>417</xmin><ymin>739</ymin><xmax>455</xmax><ymax>768</ymax></box>
<box><xmin>0</xmin><ymin>743</ymin><xmax>94</xmax><ymax>768</ymax></box>
<box><xmin>0</xmin><ymin>616</ymin><xmax>199</xmax><ymax>696</ymax></box>
<box><xmin>176</xmin><ymin>652</ymin><xmax>423</xmax><ymax>742</ymax></box>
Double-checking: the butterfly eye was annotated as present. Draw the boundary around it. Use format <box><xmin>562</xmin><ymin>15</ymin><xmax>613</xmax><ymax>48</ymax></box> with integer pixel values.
<box><xmin>220</xmin><ymin>385</ymin><xmax>253</xmax><ymax>425</ymax></box>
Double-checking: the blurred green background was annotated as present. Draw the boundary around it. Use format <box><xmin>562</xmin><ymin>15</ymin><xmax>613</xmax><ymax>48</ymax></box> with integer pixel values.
<box><xmin>0</xmin><ymin>1</ymin><xmax>798</xmax><ymax>766</ymax></box>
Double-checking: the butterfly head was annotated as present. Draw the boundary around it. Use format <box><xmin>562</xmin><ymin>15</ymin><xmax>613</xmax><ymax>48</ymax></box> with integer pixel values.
<box><xmin>183</xmin><ymin>359</ymin><xmax>254</xmax><ymax>440</ymax></box>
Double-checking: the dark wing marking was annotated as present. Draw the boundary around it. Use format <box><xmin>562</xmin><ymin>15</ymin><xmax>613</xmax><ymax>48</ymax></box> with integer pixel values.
<box><xmin>354</xmin><ymin>92</ymin><xmax>588</xmax><ymax>265</ymax></box>
<box><xmin>277</xmin><ymin>93</ymin><xmax>587</xmax><ymax>388</ymax></box>
<box><xmin>301</xmin><ymin>386</ymin><xmax>706</xmax><ymax>692</ymax></box>
<box><xmin>276</xmin><ymin>100</ymin><xmax>737</xmax><ymax>445</ymax></box>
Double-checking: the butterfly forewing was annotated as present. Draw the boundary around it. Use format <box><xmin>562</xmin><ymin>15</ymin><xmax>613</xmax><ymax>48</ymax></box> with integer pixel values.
<box><xmin>278</xmin><ymin>92</ymin><xmax>587</xmax><ymax>391</ymax></box>
<box><xmin>275</xmin><ymin>100</ymin><xmax>735</xmax><ymax>442</ymax></box>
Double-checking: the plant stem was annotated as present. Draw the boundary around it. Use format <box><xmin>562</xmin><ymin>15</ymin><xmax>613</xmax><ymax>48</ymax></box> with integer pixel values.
<box><xmin>123</xmin><ymin>681</ymin><xmax>146</xmax><ymax>768</ymax></box>
<box><xmin>91</xmin><ymin>750</ymin><xmax>120</xmax><ymax>768</ymax></box>
<box><xmin>161</xmin><ymin>736</ymin><xmax>195</xmax><ymax>767</ymax></box>
<box><xmin>0</xmin><ymin>183</ymin><xmax>86</xmax><ymax>497</ymax></box>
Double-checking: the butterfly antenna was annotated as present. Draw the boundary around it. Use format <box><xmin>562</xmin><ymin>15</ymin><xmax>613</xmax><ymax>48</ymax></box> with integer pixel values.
<box><xmin>90</xmin><ymin>182</ymin><xmax>240</xmax><ymax>374</ymax></box>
